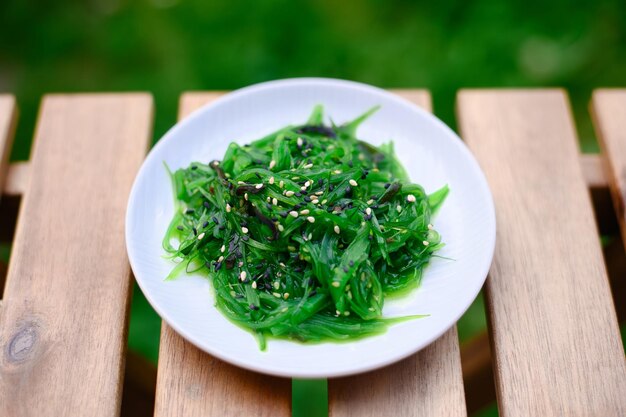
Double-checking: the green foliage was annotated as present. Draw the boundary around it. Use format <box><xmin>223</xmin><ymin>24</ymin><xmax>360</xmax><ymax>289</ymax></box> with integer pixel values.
<box><xmin>1</xmin><ymin>0</ymin><xmax>625</xmax><ymax>159</ymax></box>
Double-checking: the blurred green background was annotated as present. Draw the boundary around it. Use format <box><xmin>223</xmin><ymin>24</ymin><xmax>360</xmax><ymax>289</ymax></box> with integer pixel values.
<box><xmin>1</xmin><ymin>1</ymin><xmax>624</xmax><ymax>416</ymax></box>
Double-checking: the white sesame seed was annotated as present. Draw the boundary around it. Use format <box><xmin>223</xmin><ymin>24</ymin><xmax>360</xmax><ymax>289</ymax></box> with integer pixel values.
<box><xmin>315</xmin><ymin>191</ymin><xmax>324</xmax><ymax>196</ymax></box>
<box><xmin>285</xmin><ymin>190</ymin><xmax>295</xmax><ymax>197</ymax></box>
<box><xmin>237</xmin><ymin>181</ymin><xmax>245</xmax><ymax>185</ymax></box>
<box><xmin>300</xmin><ymin>209</ymin><xmax>310</xmax><ymax>215</ymax></box>
<box><xmin>358</xmin><ymin>153</ymin><xmax>365</xmax><ymax>161</ymax></box>
<box><xmin>332</xmin><ymin>281</ymin><xmax>340</xmax><ymax>288</ymax></box>
<box><xmin>396</xmin><ymin>205</ymin><xmax>402</xmax><ymax>213</ymax></box>
<box><xmin>307</xmin><ymin>216</ymin><xmax>315</xmax><ymax>223</ymax></box>
<box><xmin>277</xmin><ymin>224</ymin><xmax>284</xmax><ymax>232</ymax></box>
<box><xmin>255</xmin><ymin>183</ymin><xmax>264</xmax><ymax>189</ymax></box>
<box><xmin>219</xmin><ymin>245</ymin><xmax>225</xmax><ymax>254</ymax></box>
<box><xmin>273</xmin><ymin>281</ymin><xmax>280</xmax><ymax>289</ymax></box>
<box><xmin>226</xmin><ymin>203</ymin><xmax>232</xmax><ymax>212</ymax></box>
<box><xmin>279</xmin><ymin>180</ymin><xmax>284</xmax><ymax>188</ymax></box>
<box><xmin>349</xmin><ymin>179</ymin><xmax>358</xmax><ymax>187</ymax></box>
<box><xmin>272</xmin><ymin>197</ymin><xmax>278</xmax><ymax>206</ymax></box>
<box><xmin>367</xmin><ymin>199</ymin><xmax>374</xmax><ymax>205</ymax></box>
<box><xmin>273</xmin><ymin>292</ymin><xmax>281</xmax><ymax>298</ymax></box>
<box><xmin>292</xmin><ymin>176</ymin><xmax>300</xmax><ymax>180</ymax></box>
<box><xmin>368</xmin><ymin>307</ymin><xmax>375</xmax><ymax>312</ymax></box>
<box><xmin>197</xmin><ymin>232</ymin><xmax>205</xmax><ymax>240</ymax></box>
<box><xmin>300</xmin><ymin>186</ymin><xmax>307</xmax><ymax>191</ymax></box>
<box><xmin>428</xmin><ymin>223</ymin><xmax>434</xmax><ymax>230</ymax></box>
<box><xmin>334</xmin><ymin>225</ymin><xmax>340</xmax><ymax>234</ymax></box>
<box><xmin>252</xmin><ymin>281</ymin><xmax>257</xmax><ymax>289</ymax></box>
<box><xmin>344</xmin><ymin>311</ymin><xmax>350</xmax><ymax>316</ymax></box>
<box><xmin>336</xmin><ymin>310</ymin><xmax>341</xmax><ymax>316</ymax></box>
<box><xmin>308</xmin><ymin>232</ymin><xmax>312</xmax><ymax>240</ymax></box>
<box><xmin>241</xmin><ymin>227</ymin><xmax>249</xmax><ymax>234</ymax></box>
<box><xmin>244</xmin><ymin>193</ymin><xmax>249</xmax><ymax>201</ymax></box>
<box><xmin>407</xmin><ymin>194</ymin><xmax>416</xmax><ymax>202</ymax></box>
<box><xmin>281</xmin><ymin>307</ymin><xmax>288</xmax><ymax>313</ymax></box>
<box><xmin>283</xmin><ymin>293</ymin><xmax>290</xmax><ymax>300</ymax></box>
<box><xmin>240</xmin><ymin>271</ymin><xmax>247</xmax><ymax>281</ymax></box>
<box><xmin>269</xmin><ymin>160</ymin><xmax>276</xmax><ymax>169</ymax></box>
<box><xmin>297</xmin><ymin>137</ymin><xmax>303</xmax><ymax>147</ymax></box>
<box><xmin>304</xmin><ymin>180</ymin><xmax>311</xmax><ymax>187</ymax></box>
<box><xmin>238</xmin><ymin>261</ymin><xmax>243</xmax><ymax>267</ymax></box>
<box><xmin>266</xmin><ymin>196</ymin><xmax>270</xmax><ymax>203</ymax></box>
<box><xmin>218</xmin><ymin>255</ymin><xmax>224</xmax><ymax>262</ymax></box>
<box><xmin>212</xmin><ymin>161</ymin><xmax>219</xmax><ymax>167</ymax></box>
<box><xmin>423</xmin><ymin>240</ymin><xmax>430</xmax><ymax>246</ymax></box>
<box><xmin>334</xmin><ymin>169</ymin><xmax>342</xmax><ymax>174</ymax></box>
<box><xmin>279</xmin><ymin>262</ymin><xmax>286</xmax><ymax>267</ymax></box>
<box><xmin>321</xmin><ymin>199</ymin><xmax>327</xmax><ymax>204</ymax></box>
<box><xmin>365</xmin><ymin>207</ymin><xmax>372</xmax><ymax>215</ymax></box>
<box><xmin>269</xmin><ymin>176</ymin><xmax>275</xmax><ymax>185</ymax></box>
<box><xmin>289</xmin><ymin>211</ymin><xmax>298</xmax><ymax>218</ymax></box>
<box><xmin>303</xmin><ymin>163</ymin><xmax>313</xmax><ymax>169</ymax></box>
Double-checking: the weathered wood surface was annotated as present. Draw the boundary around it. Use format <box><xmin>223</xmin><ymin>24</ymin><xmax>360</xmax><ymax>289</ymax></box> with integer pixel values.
<box><xmin>0</xmin><ymin>94</ymin><xmax>153</xmax><ymax>416</ymax></box>
<box><xmin>457</xmin><ymin>90</ymin><xmax>626</xmax><ymax>417</ymax></box>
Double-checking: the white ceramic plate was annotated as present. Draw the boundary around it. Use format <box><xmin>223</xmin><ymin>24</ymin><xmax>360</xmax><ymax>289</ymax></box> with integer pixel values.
<box><xmin>126</xmin><ymin>78</ymin><xmax>495</xmax><ymax>378</ymax></box>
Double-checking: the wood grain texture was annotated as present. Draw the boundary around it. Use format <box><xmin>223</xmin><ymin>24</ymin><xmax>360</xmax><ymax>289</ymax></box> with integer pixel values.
<box><xmin>154</xmin><ymin>91</ymin><xmax>291</xmax><ymax>417</ymax></box>
<box><xmin>0</xmin><ymin>94</ymin><xmax>153</xmax><ymax>416</ymax></box>
<box><xmin>329</xmin><ymin>90</ymin><xmax>467</xmax><ymax>417</ymax></box>
<box><xmin>591</xmin><ymin>90</ymin><xmax>626</xmax><ymax>243</ymax></box>
<box><xmin>0</xmin><ymin>95</ymin><xmax>17</xmax><ymax>201</ymax></box>
<box><xmin>457</xmin><ymin>90</ymin><xmax>626</xmax><ymax>417</ymax></box>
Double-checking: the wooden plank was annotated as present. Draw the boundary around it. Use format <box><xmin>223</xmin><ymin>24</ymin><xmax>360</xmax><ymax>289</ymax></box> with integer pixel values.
<box><xmin>457</xmin><ymin>90</ymin><xmax>626</xmax><ymax>417</ymax></box>
<box><xmin>580</xmin><ymin>154</ymin><xmax>607</xmax><ymax>188</ymax></box>
<box><xmin>3</xmin><ymin>162</ymin><xmax>30</xmax><ymax>196</ymax></box>
<box><xmin>329</xmin><ymin>91</ymin><xmax>467</xmax><ymax>417</ymax></box>
<box><xmin>154</xmin><ymin>92</ymin><xmax>291</xmax><ymax>417</ymax></box>
<box><xmin>0</xmin><ymin>95</ymin><xmax>17</xmax><ymax>201</ymax></box>
<box><xmin>0</xmin><ymin>94</ymin><xmax>153</xmax><ymax>416</ymax></box>
<box><xmin>592</xmin><ymin>90</ymin><xmax>626</xmax><ymax>242</ymax></box>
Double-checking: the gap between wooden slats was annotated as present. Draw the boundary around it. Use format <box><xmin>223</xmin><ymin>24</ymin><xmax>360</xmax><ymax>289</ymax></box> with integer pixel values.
<box><xmin>153</xmin><ymin>92</ymin><xmax>291</xmax><ymax>417</ymax></box>
<box><xmin>591</xmin><ymin>90</ymin><xmax>626</xmax><ymax>245</ymax></box>
<box><xmin>0</xmin><ymin>94</ymin><xmax>153</xmax><ymax>417</ymax></box>
<box><xmin>0</xmin><ymin>95</ymin><xmax>17</xmax><ymax>304</ymax></box>
<box><xmin>457</xmin><ymin>90</ymin><xmax>626</xmax><ymax>417</ymax></box>
<box><xmin>328</xmin><ymin>90</ymin><xmax>467</xmax><ymax>417</ymax></box>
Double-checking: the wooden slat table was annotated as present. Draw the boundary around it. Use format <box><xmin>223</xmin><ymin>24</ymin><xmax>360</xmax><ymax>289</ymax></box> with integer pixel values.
<box><xmin>0</xmin><ymin>89</ymin><xmax>625</xmax><ymax>417</ymax></box>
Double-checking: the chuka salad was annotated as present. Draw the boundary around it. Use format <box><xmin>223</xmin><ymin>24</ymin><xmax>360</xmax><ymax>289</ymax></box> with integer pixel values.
<box><xmin>163</xmin><ymin>106</ymin><xmax>448</xmax><ymax>350</ymax></box>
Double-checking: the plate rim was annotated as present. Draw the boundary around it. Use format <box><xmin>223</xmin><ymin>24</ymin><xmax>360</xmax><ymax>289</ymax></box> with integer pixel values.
<box><xmin>125</xmin><ymin>77</ymin><xmax>496</xmax><ymax>378</ymax></box>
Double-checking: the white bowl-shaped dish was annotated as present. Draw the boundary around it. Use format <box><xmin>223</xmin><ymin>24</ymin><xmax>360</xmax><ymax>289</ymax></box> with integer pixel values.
<box><xmin>126</xmin><ymin>78</ymin><xmax>495</xmax><ymax>378</ymax></box>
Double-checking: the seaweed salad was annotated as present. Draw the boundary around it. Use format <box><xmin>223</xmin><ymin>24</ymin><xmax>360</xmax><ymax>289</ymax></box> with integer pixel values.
<box><xmin>163</xmin><ymin>106</ymin><xmax>448</xmax><ymax>350</ymax></box>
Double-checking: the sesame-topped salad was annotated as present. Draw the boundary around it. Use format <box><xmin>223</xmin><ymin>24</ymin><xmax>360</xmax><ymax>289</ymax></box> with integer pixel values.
<box><xmin>163</xmin><ymin>105</ymin><xmax>448</xmax><ymax>350</ymax></box>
